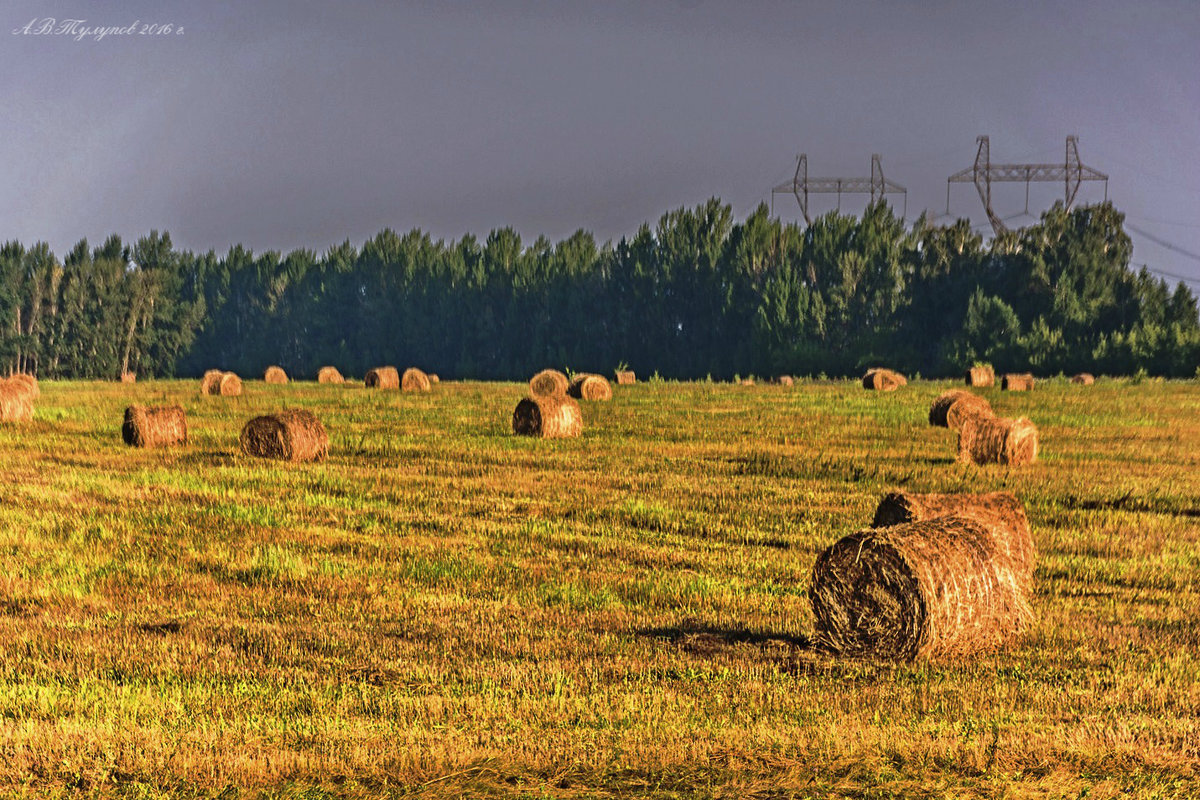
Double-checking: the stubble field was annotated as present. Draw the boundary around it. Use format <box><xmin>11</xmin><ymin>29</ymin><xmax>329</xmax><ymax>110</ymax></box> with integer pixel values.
<box><xmin>1</xmin><ymin>376</ymin><xmax>1198</xmax><ymax>798</ymax></box>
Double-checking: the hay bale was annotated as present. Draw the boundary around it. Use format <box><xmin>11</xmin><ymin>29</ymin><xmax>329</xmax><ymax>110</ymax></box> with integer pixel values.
<box><xmin>317</xmin><ymin>366</ymin><xmax>345</xmax><ymax>384</ymax></box>
<box><xmin>512</xmin><ymin>395</ymin><xmax>583</xmax><ymax>439</ymax></box>
<box><xmin>530</xmin><ymin>369</ymin><xmax>569</xmax><ymax>397</ymax></box>
<box><xmin>1072</xmin><ymin>373</ymin><xmax>1095</xmax><ymax>385</ymax></box>
<box><xmin>365</xmin><ymin>366</ymin><xmax>400</xmax><ymax>389</ymax></box>
<box><xmin>958</xmin><ymin>415</ymin><xmax>1038</xmax><ymax>466</ymax></box>
<box><xmin>264</xmin><ymin>366</ymin><xmax>288</xmax><ymax>385</ymax></box>
<box><xmin>863</xmin><ymin>368</ymin><xmax>907</xmax><ymax>391</ymax></box>
<box><xmin>778</xmin><ymin>375</ymin><xmax>795</xmax><ymax>387</ymax></box>
<box><xmin>1001</xmin><ymin>373</ymin><xmax>1035</xmax><ymax>391</ymax></box>
<box><xmin>739</xmin><ymin>378</ymin><xmax>755</xmax><ymax>386</ymax></box>
<box><xmin>217</xmin><ymin>373</ymin><xmax>242</xmax><ymax>396</ymax></box>
<box><xmin>0</xmin><ymin>380</ymin><xmax>33</xmax><ymax>423</ymax></box>
<box><xmin>8</xmin><ymin>373</ymin><xmax>38</xmax><ymax>398</ymax></box>
<box><xmin>871</xmin><ymin>491</ymin><xmax>1035</xmax><ymax>581</ymax></box>
<box><xmin>240</xmin><ymin>409</ymin><xmax>329</xmax><ymax>462</ymax></box>
<box><xmin>428</xmin><ymin>374</ymin><xmax>440</xmax><ymax>384</ymax></box>
<box><xmin>401</xmin><ymin>367</ymin><xmax>432</xmax><ymax>392</ymax></box>
<box><xmin>122</xmin><ymin>404</ymin><xmax>187</xmax><ymax>448</ymax></box>
<box><xmin>928</xmin><ymin>390</ymin><xmax>993</xmax><ymax>429</ymax></box>
<box><xmin>200</xmin><ymin>369</ymin><xmax>224</xmax><ymax>394</ymax></box>
<box><xmin>567</xmin><ymin>373</ymin><xmax>612</xmax><ymax>401</ymax></box>
<box><xmin>965</xmin><ymin>366</ymin><xmax>994</xmax><ymax>387</ymax></box>
<box><xmin>810</xmin><ymin>516</ymin><xmax>1034</xmax><ymax>660</ymax></box>
<box><xmin>615</xmin><ymin>370</ymin><xmax>636</xmax><ymax>385</ymax></box>
<box><xmin>120</xmin><ymin>371</ymin><xmax>136</xmax><ymax>384</ymax></box>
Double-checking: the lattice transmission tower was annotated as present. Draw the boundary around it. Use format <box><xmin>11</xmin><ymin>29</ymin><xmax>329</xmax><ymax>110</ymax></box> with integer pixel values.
<box><xmin>772</xmin><ymin>154</ymin><xmax>907</xmax><ymax>225</ymax></box>
<box><xmin>946</xmin><ymin>135</ymin><xmax>1109</xmax><ymax>235</ymax></box>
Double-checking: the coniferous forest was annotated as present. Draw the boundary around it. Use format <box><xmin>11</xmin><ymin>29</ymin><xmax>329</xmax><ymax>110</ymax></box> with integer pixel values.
<box><xmin>2</xmin><ymin>200</ymin><xmax>1197</xmax><ymax>380</ymax></box>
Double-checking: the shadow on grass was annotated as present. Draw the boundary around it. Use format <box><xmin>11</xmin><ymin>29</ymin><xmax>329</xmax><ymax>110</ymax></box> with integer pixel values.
<box><xmin>638</xmin><ymin>623</ymin><xmax>811</xmax><ymax>652</ymax></box>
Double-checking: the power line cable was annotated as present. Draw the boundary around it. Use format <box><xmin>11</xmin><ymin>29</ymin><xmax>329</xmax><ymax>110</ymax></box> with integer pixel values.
<box><xmin>1125</xmin><ymin>222</ymin><xmax>1200</xmax><ymax>263</ymax></box>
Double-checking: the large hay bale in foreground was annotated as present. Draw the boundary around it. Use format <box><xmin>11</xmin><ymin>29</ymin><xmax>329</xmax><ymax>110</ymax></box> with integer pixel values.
<box><xmin>965</xmin><ymin>366</ymin><xmax>994</xmax><ymax>387</ymax></box>
<box><xmin>863</xmin><ymin>368</ymin><xmax>907</xmax><ymax>391</ymax></box>
<box><xmin>365</xmin><ymin>367</ymin><xmax>400</xmax><ymax>389</ymax></box>
<box><xmin>264</xmin><ymin>366</ymin><xmax>288</xmax><ymax>385</ymax></box>
<box><xmin>0</xmin><ymin>381</ymin><xmax>33</xmax><ymax>423</ymax></box>
<box><xmin>122</xmin><ymin>404</ymin><xmax>187</xmax><ymax>448</ymax></box>
<box><xmin>512</xmin><ymin>395</ymin><xmax>582</xmax><ymax>439</ymax></box>
<box><xmin>530</xmin><ymin>369</ymin><xmax>569</xmax><ymax>397</ymax></box>
<box><xmin>1001</xmin><ymin>373</ymin><xmax>1035</xmax><ymax>391</ymax></box>
<box><xmin>871</xmin><ymin>491</ymin><xmax>1035</xmax><ymax>581</ymax></box>
<box><xmin>8</xmin><ymin>373</ymin><xmax>38</xmax><ymax>399</ymax></box>
<box><xmin>567</xmin><ymin>373</ymin><xmax>612</xmax><ymax>401</ymax></box>
<box><xmin>958</xmin><ymin>415</ymin><xmax>1038</xmax><ymax>466</ymax></box>
<box><xmin>317</xmin><ymin>366</ymin><xmax>345</xmax><ymax>384</ymax></box>
<box><xmin>1072</xmin><ymin>373</ymin><xmax>1095</xmax><ymax>385</ymax></box>
<box><xmin>810</xmin><ymin>516</ymin><xmax>1033</xmax><ymax>660</ymax></box>
<box><xmin>615</xmin><ymin>370</ymin><xmax>636</xmax><ymax>385</ymax></box>
<box><xmin>240</xmin><ymin>409</ymin><xmax>329</xmax><ymax>462</ymax></box>
<box><xmin>401</xmin><ymin>367</ymin><xmax>432</xmax><ymax>392</ymax></box>
<box><xmin>928</xmin><ymin>390</ymin><xmax>993</xmax><ymax>429</ymax></box>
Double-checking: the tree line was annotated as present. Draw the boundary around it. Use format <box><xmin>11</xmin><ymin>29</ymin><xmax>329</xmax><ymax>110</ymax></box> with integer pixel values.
<box><xmin>1</xmin><ymin>200</ymin><xmax>1197</xmax><ymax>380</ymax></box>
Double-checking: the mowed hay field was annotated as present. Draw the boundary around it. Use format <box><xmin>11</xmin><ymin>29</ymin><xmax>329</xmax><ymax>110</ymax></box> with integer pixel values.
<box><xmin>1</xmin><ymin>378</ymin><xmax>1198</xmax><ymax>798</ymax></box>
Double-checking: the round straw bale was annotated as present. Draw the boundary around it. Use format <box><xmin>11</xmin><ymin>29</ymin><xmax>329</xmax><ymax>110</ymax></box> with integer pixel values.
<box><xmin>200</xmin><ymin>370</ymin><xmax>223</xmax><ymax>394</ymax></box>
<box><xmin>863</xmin><ymin>368</ymin><xmax>907</xmax><ymax>391</ymax></box>
<box><xmin>120</xmin><ymin>371</ymin><xmax>136</xmax><ymax>384</ymax></box>
<box><xmin>0</xmin><ymin>380</ymin><xmax>34</xmax><ymax>423</ymax></box>
<box><xmin>401</xmin><ymin>367</ymin><xmax>432</xmax><ymax>392</ymax></box>
<box><xmin>317</xmin><ymin>366</ymin><xmax>345</xmax><ymax>384</ymax></box>
<box><xmin>615</xmin><ymin>370</ymin><xmax>636</xmax><ymax>385</ymax></box>
<box><xmin>428</xmin><ymin>374</ymin><xmax>440</xmax><ymax>384</ymax></box>
<box><xmin>264</xmin><ymin>366</ymin><xmax>288</xmax><ymax>385</ymax></box>
<box><xmin>365</xmin><ymin>366</ymin><xmax>400</xmax><ymax>389</ymax></box>
<box><xmin>1071</xmin><ymin>373</ymin><xmax>1095</xmax><ymax>385</ymax></box>
<box><xmin>530</xmin><ymin>369</ymin><xmax>569</xmax><ymax>397</ymax></box>
<box><xmin>9</xmin><ymin>373</ymin><xmax>38</xmax><ymax>398</ymax></box>
<box><xmin>122</xmin><ymin>404</ymin><xmax>187</xmax><ymax>448</ymax></box>
<box><xmin>217</xmin><ymin>373</ymin><xmax>242</xmax><ymax>396</ymax></box>
<box><xmin>957</xmin><ymin>416</ymin><xmax>1038</xmax><ymax>466</ymax></box>
<box><xmin>512</xmin><ymin>395</ymin><xmax>583</xmax><ymax>439</ymax></box>
<box><xmin>567</xmin><ymin>373</ymin><xmax>612</xmax><ymax>401</ymax></box>
<box><xmin>929</xmin><ymin>390</ymin><xmax>993</xmax><ymax>429</ymax></box>
<box><xmin>240</xmin><ymin>409</ymin><xmax>329</xmax><ymax>462</ymax></box>
<box><xmin>739</xmin><ymin>378</ymin><xmax>755</xmax><ymax>386</ymax></box>
<box><xmin>810</xmin><ymin>516</ymin><xmax>1033</xmax><ymax>660</ymax></box>
<box><xmin>965</xmin><ymin>365</ymin><xmax>994</xmax><ymax>387</ymax></box>
<box><xmin>871</xmin><ymin>491</ymin><xmax>1035</xmax><ymax>581</ymax></box>
<box><xmin>778</xmin><ymin>375</ymin><xmax>795</xmax><ymax>387</ymax></box>
<box><xmin>1001</xmin><ymin>373</ymin><xmax>1035</xmax><ymax>391</ymax></box>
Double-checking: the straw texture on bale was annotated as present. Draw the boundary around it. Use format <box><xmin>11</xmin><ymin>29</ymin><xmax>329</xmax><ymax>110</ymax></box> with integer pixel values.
<box><xmin>317</xmin><ymin>366</ymin><xmax>345</xmax><ymax>384</ymax></box>
<box><xmin>958</xmin><ymin>415</ymin><xmax>1039</xmax><ymax>466</ymax></box>
<box><xmin>512</xmin><ymin>394</ymin><xmax>583</xmax><ymax>439</ymax></box>
<box><xmin>264</xmin><ymin>366</ymin><xmax>288</xmax><ymax>385</ymax></box>
<box><xmin>122</xmin><ymin>404</ymin><xmax>187</xmax><ymax>448</ymax></box>
<box><xmin>567</xmin><ymin>373</ymin><xmax>612</xmax><ymax>401</ymax></box>
<box><xmin>928</xmin><ymin>390</ymin><xmax>993</xmax><ymax>429</ymax></box>
<box><xmin>9</xmin><ymin>373</ymin><xmax>38</xmax><ymax>398</ymax></box>
<box><xmin>810</xmin><ymin>516</ymin><xmax>1033</xmax><ymax>660</ymax></box>
<box><xmin>401</xmin><ymin>367</ymin><xmax>432</xmax><ymax>392</ymax></box>
<box><xmin>871</xmin><ymin>491</ymin><xmax>1035</xmax><ymax>582</ymax></box>
<box><xmin>862</xmin><ymin>368</ymin><xmax>907</xmax><ymax>391</ymax></box>
<box><xmin>240</xmin><ymin>409</ymin><xmax>329</xmax><ymax>462</ymax></box>
<box><xmin>200</xmin><ymin>370</ymin><xmax>223</xmax><ymax>394</ymax></box>
<box><xmin>120</xmin><ymin>371</ymin><xmax>136</xmax><ymax>384</ymax></box>
<box><xmin>1002</xmin><ymin>373</ymin><xmax>1035</xmax><ymax>391</ymax></box>
<box><xmin>529</xmin><ymin>369</ymin><xmax>569</xmax><ymax>397</ymax></box>
<box><xmin>778</xmin><ymin>375</ymin><xmax>795</xmax><ymax>387</ymax></box>
<box><xmin>1072</xmin><ymin>373</ymin><xmax>1095</xmax><ymax>385</ymax></box>
<box><xmin>0</xmin><ymin>381</ymin><xmax>33</xmax><ymax>423</ymax></box>
<box><xmin>615</xmin><ymin>370</ymin><xmax>636</xmax><ymax>385</ymax></box>
<box><xmin>365</xmin><ymin>367</ymin><xmax>400</xmax><ymax>389</ymax></box>
<box><xmin>965</xmin><ymin>365</ymin><xmax>995</xmax><ymax>387</ymax></box>
<box><xmin>217</xmin><ymin>373</ymin><xmax>242</xmax><ymax>396</ymax></box>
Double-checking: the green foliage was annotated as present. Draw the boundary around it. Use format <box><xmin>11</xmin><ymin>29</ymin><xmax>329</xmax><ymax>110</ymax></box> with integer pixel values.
<box><xmin>2</xmin><ymin>200</ymin><xmax>1197</xmax><ymax>378</ymax></box>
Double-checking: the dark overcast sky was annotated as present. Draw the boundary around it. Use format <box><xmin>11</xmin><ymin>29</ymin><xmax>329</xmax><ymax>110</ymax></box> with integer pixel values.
<box><xmin>3</xmin><ymin>0</ymin><xmax>1198</xmax><ymax>287</ymax></box>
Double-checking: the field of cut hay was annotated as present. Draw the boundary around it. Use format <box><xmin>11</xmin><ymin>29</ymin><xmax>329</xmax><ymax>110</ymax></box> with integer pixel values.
<box><xmin>0</xmin><ymin>377</ymin><xmax>1198</xmax><ymax>798</ymax></box>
